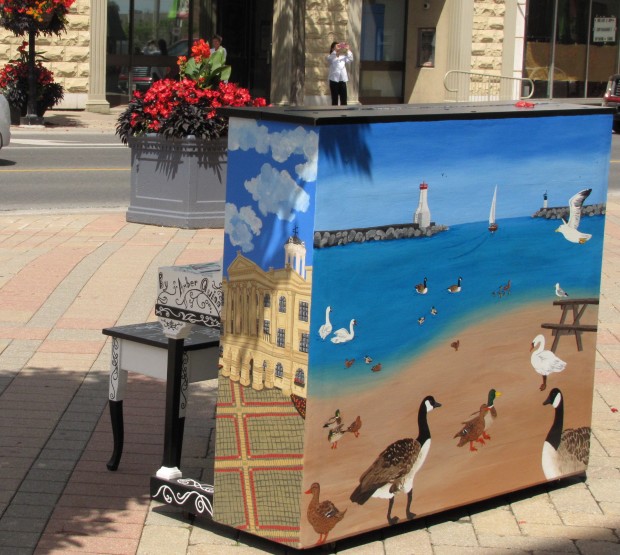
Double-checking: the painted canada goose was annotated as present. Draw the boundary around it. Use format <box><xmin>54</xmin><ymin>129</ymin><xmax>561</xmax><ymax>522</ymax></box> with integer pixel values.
<box><xmin>415</xmin><ymin>277</ymin><xmax>428</xmax><ymax>294</ymax></box>
<box><xmin>430</xmin><ymin>306</ymin><xmax>438</xmax><ymax>316</ymax></box>
<box><xmin>418</xmin><ymin>316</ymin><xmax>425</xmax><ymax>325</ymax></box>
<box><xmin>555</xmin><ymin>188</ymin><xmax>593</xmax><ymax>244</ymax></box>
<box><xmin>530</xmin><ymin>334</ymin><xmax>567</xmax><ymax>391</ymax></box>
<box><xmin>454</xmin><ymin>404</ymin><xmax>488</xmax><ymax>452</ymax></box>
<box><xmin>447</xmin><ymin>277</ymin><xmax>462</xmax><ymax>293</ymax></box>
<box><xmin>305</xmin><ymin>482</ymin><xmax>346</xmax><ymax>545</ymax></box>
<box><xmin>319</xmin><ymin>306</ymin><xmax>333</xmax><ymax>340</ymax></box>
<box><xmin>349</xmin><ymin>395</ymin><xmax>441</xmax><ymax>525</ymax></box>
<box><xmin>542</xmin><ymin>388</ymin><xmax>591</xmax><ymax>480</ymax></box>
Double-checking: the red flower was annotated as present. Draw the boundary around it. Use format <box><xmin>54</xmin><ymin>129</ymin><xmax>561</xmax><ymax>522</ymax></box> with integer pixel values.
<box><xmin>117</xmin><ymin>39</ymin><xmax>267</xmax><ymax>142</ymax></box>
<box><xmin>190</xmin><ymin>38</ymin><xmax>211</xmax><ymax>60</ymax></box>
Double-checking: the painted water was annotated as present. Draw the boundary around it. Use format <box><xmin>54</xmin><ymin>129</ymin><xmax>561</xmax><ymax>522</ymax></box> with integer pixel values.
<box><xmin>308</xmin><ymin>214</ymin><xmax>605</xmax><ymax>392</ymax></box>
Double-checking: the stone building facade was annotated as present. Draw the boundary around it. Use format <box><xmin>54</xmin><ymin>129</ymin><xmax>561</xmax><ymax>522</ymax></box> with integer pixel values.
<box><xmin>0</xmin><ymin>1</ymin><xmax>615</xmax><ymax>112</ymax></box>
<box><xmin>0</xmin><ymin>0</ymin><xmax>93</xmax><ymax>109</ymax></box>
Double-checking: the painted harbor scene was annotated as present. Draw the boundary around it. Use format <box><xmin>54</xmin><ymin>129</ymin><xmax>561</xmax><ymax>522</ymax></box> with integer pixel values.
<box><xmin>217</xmin><ymin>110</ymin><xmax>611</xmax><ymax>547</ymax></box>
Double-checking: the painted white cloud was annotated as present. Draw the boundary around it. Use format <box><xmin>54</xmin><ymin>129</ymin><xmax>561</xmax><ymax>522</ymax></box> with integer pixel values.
<box><xmin>225</xmin><ymin>203</ymin><xmax>262</xmax><ymax>253</ymax></box>
<box><xmin>244</xmin><ymin>163</ymin><xmax>310</xmax><ymax>221</ymax></box>
<box><xmin>296</xmin><ymin>151</ymin><xmax>318</xmax><ymax>182</ymax></box>
<box><xmin>227</xmin><ymin>119</ymin><xmax>270</xmax><ymax>154</ymax></box>
<box><xmin>228</xmin><ymin>119</ymin><xmax>319</xmax><ymax>181</ymax></box>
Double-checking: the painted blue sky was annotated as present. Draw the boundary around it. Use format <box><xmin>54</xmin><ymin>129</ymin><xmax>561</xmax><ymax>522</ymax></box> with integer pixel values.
<box><xmin>223</xmin><ymin>112</ymin><xmax>612</xmax><ymax>275</ymax></box>
<box><xmin>315</xmin><ymin>113</ymin><xmax>612</xmax><ymax>230</ymax></box>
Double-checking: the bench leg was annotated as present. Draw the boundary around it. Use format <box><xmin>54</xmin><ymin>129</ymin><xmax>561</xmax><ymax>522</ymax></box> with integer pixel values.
<box><xmin>108</xmin><ymin>337</ymin><xmax>128</xmax><ymax>471</ymax></box>
<box><xmin>157</xmin><ymin>337</ymin><xmax>186</xmax><ymax>480</ymax></box>
<box><xmin>107</xmin><ymin>400</ymin><xmax>124</xmax><ymax>471</ymax></box>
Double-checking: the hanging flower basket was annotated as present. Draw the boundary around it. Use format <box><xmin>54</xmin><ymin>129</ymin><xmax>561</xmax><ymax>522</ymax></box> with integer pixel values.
<box><xmin>0</xmin><ymin>42</ymin><xmax>64</xmax><ymax>116</ymax></box>
<box><xmin>0</xmin><ymin>0</ymin><xmax>75</xmax><ymax>36</ymax></box>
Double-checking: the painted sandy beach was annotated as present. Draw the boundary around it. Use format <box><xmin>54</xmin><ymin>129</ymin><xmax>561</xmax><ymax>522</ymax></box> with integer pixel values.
<box><xmin>301</xmin><ymin>299</ymin><xmax>598</xmax><ymax>544</ymax></box>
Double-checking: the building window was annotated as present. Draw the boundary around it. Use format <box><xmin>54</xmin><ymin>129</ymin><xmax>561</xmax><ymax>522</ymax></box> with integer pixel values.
<box><xmin>275</xmin><ymin>362</ymin><xmax>284</xmax><ymax>379</ymax></box>
<box><xmin>294</xmin><ymin>368</ymin><xmax>305</xmax><ymax>387</ymax></box>
<box><xmin>263</xmin><ymin>320</ymin><xmax>270</xmax><ymax>335</ymax></box>
<box><xmin>299</xmin><ymin>332</ymin><xmax>309</xmax><ymax>353</ymax></box>
<box><xmin>264</xmin><ymin>294</ymin><xmax>271</xmax><ymax>307</ymax></box>
<box><xmin>277</xmin><ymin>328</ymin><xmax>285</xmax><ymax>347</ymax></box>
<box><xmin>299</xmin><ymin>301</ymin><xmax>309</xmax><ymax>321</ymax></box>
<box><xmin>524</xmin><ymin>0</ymin><xmax>619</xmax><ymax>99</ymax></box>
<box><xmin>279</xmin><ymin>295</ymin><xmax>286</xmax><ymax>313</ymax></box>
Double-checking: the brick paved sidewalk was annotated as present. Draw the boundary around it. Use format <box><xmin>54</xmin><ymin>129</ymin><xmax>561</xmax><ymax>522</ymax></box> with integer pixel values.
<box><xmin>0</xmin><ymin>200</ymin><xmax>618</xmax><ymax>554</ymax></box>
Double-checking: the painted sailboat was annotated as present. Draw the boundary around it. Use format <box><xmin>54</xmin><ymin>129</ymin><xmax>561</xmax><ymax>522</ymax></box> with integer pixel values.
<box><xmin>489</xmin><ymin>186</ymin><xmax>498</xmax><ymax>232</ymax></box>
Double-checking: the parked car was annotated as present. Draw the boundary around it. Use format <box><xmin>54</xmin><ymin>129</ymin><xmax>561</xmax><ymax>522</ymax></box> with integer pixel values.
<box><xmin>0</xmin><ymin>94</ymin><xmax>11</xmax><ymax>150</ymax></box>
<box><xmin>602</xmin><ymin>74</ymin><xmax>620</xmax><ymax>133</ymax></box>
<box><xmin>118</xmin><ymin>40</ymin><xmax>189</xmax><ymax>94</ymax></box>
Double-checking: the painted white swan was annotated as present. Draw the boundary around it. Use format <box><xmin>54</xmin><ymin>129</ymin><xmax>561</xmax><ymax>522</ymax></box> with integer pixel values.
<box><xmin>319</xmin><ymin>306</ymin><xmax>332</xmax><ymax>340</ymax></box>
<box><xmin>530</xmin><ymin>334</ymin><xmax>567</xmax><ymax>391</ymax></box>
<box><xmin>331</xmin><ymin>319</ymin><xmax>356</xmax><ymax>344</ymax></box>
<box><xmin>555</xmin><ymin>188</ymin><xmax>592</xmax><ymax>244</ymax></box>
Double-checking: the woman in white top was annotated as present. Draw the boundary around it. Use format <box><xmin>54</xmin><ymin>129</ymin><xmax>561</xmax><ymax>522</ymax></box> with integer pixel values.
<box><xmin>327</xmin><ymin>41</ymin><xmax>353</xmax><ymax>106</ymax></box>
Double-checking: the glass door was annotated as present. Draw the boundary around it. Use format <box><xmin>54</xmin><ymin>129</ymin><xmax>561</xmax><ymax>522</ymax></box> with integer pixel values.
<box><xmin>359</xmin><ymin>0</ymin><xmax>407</xmax><ymax>104</ymax></box>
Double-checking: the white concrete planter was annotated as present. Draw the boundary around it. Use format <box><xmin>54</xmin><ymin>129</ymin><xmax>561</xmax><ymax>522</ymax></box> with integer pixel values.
<box><xmin>126</xmin><ymin>135</ymin><xmax>227</xmax><ymax>229</ymax></box>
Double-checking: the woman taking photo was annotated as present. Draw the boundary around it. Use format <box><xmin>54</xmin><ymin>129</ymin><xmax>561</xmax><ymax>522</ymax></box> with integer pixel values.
<box><xmin>327</xmin><ymin>41</ymin><xmax>353</xmax><ymax>106</ymax></box>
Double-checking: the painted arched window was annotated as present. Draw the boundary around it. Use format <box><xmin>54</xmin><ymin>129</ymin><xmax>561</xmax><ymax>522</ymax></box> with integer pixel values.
<box><xmin>275</xmin><ymin>363</ymin><xmax>284</xmax><ymax>379</ymax></box>
<box><xmin>294</xmin><ymin>368</ymin><xmax>305</xmax><ymax>387</ymax></box>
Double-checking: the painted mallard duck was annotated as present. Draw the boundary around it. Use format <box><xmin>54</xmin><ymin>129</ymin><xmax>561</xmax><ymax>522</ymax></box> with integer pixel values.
<box><xmin>454</xmin><ymin>404</ymin><xmax>488</xmax><ymax>452</ymax></box>
<box><xmin>482</xmin><ymin>388</ymin><xmax>502</xmax><ymax>439</ymax></box>
<box><xmin>542</xmin><ymin>388</ymin><xmax>591</xmax><ymax>480</ymax></box>
<box><xmin>305</xmin><ymin>482</ymin><xmax>346</xmax><ymax>545</ymax></box>
<box><xmin>323</xmin><ymin>409</ymin><xmax>342</xmax><ymax>430</ymax></box>
<box><xmin>328</xmin><ymin>426</ymin><xmax>345</xmax><ymax>449</ymax></box>
<box><xmin>350</xmin><ymin>395</ymin><xmax>441</xmax><ymax>525</ymax></box>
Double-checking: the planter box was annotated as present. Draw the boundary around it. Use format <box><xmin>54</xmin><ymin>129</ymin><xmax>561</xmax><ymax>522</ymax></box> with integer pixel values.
<box><xmin>126</xmin><ymin>135</ymin><xmax>227</xmax><ymax>229</ymax></box>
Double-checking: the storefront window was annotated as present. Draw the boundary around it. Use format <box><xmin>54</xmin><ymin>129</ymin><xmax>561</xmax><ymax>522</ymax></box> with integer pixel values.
<box><xmin>360</xmin><ymin>0</ymin><xmax>407</xmax><ymax>103</ymax></box>
<box><xmin>525</xmin><ymin>0</ymin><xmax>620</xmax><ymax>99</ymax></box>
<box><xmin>106</xmin><ymin>0</ymin><xmax>217</xmax><ymax>105</ymax></box>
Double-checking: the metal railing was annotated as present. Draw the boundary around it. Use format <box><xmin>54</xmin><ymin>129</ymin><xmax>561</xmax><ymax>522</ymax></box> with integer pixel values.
<box><xmin>443</xmin><ymin>70</ymin><xmax>535</xmax><ymax>102</ymax></box>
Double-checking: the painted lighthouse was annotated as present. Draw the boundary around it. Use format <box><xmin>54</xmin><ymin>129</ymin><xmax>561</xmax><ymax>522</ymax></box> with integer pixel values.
<box><xmin>414</xmin><ymin>181</ymin><xmax>432</xmax><ymax>229</ymax></box>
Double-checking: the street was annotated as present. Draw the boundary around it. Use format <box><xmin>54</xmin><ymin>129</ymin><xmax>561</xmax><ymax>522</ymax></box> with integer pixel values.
<box><xmin>0</xmin><ymin>128</ymin><xmax>619</xmax><ymax>212</ymax></box>
<box><xmin>0</xmin><ymin>129</ymin><xmax>130</xmax><ymax>211</ymax></box>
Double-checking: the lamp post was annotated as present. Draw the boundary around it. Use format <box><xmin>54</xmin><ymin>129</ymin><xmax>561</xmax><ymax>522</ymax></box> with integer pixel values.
<box><xmin>24</xmin><ymin>26</ymin><xmax>43</xmax><ymax>125</ymax></box>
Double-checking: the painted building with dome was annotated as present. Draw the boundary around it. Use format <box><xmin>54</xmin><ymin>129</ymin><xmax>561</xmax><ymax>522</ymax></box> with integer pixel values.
<box><xmin>219</xmin><ymin>230</ymin><xmax>312</xmax><ymax>399</ymax></box>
